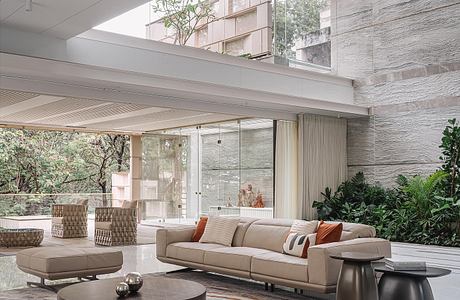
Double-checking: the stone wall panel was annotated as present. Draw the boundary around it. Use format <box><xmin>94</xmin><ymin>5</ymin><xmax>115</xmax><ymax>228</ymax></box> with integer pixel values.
<box><xmin>374</xmin><ymin>105</ymin><xmax>460</xmax><ymax>165</ymax></box>
<box><xmin>373</xmin><ymin>4</ymin><xmax>460</xmax><ymax>73</ymax></box>
<box><xmin>355</xmin><ymin>70</ymin><xmax>460</xmax><ymax>106</ymax></box>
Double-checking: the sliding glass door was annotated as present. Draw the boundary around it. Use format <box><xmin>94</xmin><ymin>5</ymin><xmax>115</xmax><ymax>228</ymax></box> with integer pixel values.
<box><xmin>140</xmin><ymin>119</ymin><xmax>274</xmax><ymax>225</ymax></box>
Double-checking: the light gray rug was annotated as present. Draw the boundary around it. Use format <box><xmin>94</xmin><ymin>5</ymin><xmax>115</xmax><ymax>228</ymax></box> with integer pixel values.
<box><xmin>0</xmin><ymin>271</ymin><xmax>328</xmax><ymax>300</ymax></box>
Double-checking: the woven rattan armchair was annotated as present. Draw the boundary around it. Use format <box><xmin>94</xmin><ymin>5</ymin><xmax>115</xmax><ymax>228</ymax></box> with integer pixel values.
<box><xmin>94</xmin><ymin>206</ymin><xmax>137</xmax><ymax>246</ymax></box>
<box><xmin>51</xmin><ymin>202</ymin><xmax>88</xmax><ymax>238</ymax></box>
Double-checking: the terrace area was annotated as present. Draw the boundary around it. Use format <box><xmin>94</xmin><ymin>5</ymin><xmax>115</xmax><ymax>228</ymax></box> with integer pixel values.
<box><xmin>1</xmin><ymin>0</ymin><xmax>459</xmax><ymax>299</ymax></box>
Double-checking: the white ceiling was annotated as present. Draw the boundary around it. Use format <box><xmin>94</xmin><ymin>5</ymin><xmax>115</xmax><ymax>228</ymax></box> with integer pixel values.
<box><xmin>0</xmin><ymin>0</ymin><xmax>149</xmax><ymax>39</ymax></box>
<box><xmin>0</xmin><ymin>89</ymin><xmax>241</xmax><ymax>134</ymax></box>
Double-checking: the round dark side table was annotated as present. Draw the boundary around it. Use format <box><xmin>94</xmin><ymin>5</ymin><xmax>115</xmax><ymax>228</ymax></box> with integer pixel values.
<box><xmin>374</xmin><ymin>265</ymin><xmax>451</xmax><ymax>300</ymax></box>
<box><xmin>330</xmin><ymin>252</ymin><xmax>384</xmax><ymax>300</ymax></box>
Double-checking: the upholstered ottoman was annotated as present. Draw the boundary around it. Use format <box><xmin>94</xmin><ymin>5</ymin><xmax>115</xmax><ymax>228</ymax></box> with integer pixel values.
<box><xmin>16</xmin><ymin>247</ymin><xmax>123</xmax><ymax>290</ymax></box>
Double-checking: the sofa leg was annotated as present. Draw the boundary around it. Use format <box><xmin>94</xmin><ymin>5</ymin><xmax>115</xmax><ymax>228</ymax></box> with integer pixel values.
<box><xmin>27</xmin><ymin>278</ymin><xmax>57</xmax><ymax>293</ymax></box>
<box><xmin>264</xmin><ymin>282</ymin><xmax>268</xmax><ymax>291</ymax></box>
<box><xmin>166</xmin><ymin>267</ymin><xmax>193</xmax><ymax>274</ymax></box>
<box><xmin>80</xmin><ymin>275</ymin><xmax>98</xmax><ymax>281</ymax></box>
<box><xmin>270</xmin><ymin>283</ymin><xmax>275</xmax><ymax>292</ymax></box>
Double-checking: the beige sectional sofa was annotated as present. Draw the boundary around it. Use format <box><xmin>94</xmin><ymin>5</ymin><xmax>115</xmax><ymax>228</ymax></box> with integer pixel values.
<box><xmin>156</xmin><ymin>218</ymin><xmax>391</xmax><ymax>293</ymax></box>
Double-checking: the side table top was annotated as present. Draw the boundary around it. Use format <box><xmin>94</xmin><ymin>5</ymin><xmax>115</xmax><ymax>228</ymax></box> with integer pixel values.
<box><xmin>374</xmin><ymin>265</ymin><xmax>451</xmax><ymax>278</ymax></box>
<box><xmin>57</xmin><ymin>276</ymin><xmax>206</xmax><ymax>300</ymax></box>
<box><xmin>330</xmin><ymin>252</ymin><xmax>385</xmax><ymax>262</ymax></box>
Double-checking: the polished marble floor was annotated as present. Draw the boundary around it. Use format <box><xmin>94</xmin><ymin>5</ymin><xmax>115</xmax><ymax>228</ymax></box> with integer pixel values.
<box><xmin>0</xmin><ymin>239</ymin><xmax>459</xmax><ymax>299</ymax></box>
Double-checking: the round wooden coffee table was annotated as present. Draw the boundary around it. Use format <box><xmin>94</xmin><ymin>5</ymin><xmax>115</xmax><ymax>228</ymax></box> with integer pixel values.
<box><xmin>57</xmin><ymin>277</ymin><xmax>206</xmax><ymax>300</ymax></box>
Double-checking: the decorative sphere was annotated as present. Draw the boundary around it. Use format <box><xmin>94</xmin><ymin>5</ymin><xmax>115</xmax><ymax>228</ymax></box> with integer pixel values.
<box><xmin>115</xmin><ymin>282</ymin><xmax>130</xmax><ymax>297</ymax></box>
<box><xmin>124</xmin><ymin>272</ymin><xmax>143</xmax><ymax>293</ymax></box>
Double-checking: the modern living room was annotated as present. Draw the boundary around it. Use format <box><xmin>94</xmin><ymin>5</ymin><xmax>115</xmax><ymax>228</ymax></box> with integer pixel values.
<box><xmin>1</xmin><ymin>0</ymin><xmax>459</xmax><ymax>300</ymax></box>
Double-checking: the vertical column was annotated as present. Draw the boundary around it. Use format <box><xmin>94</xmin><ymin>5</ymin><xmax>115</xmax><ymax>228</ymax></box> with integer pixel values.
<box><xmin>130</xmin><ymin>135</ymin><xmax>142</xmax><ymax>223</ymax></box>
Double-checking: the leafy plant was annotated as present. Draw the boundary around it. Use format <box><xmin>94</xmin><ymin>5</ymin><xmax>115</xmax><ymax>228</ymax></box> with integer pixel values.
<box><xmin>402</xmin><ymin>171</ymin><xmax>447</xmax><ymax>219</ymax></box>
<box><xmin>312</xmin><ymin>119</ymin><xmax>460</xmax><ymax>247</ymax></box>
<box><xmin>439</xmin><ymin>118</ymin><xmax>460</xmax><ymax>197</ymax></box>
<box><xmin>152</xmin><ymin>0</ymin><xmax>215</xmax><ymax>46</ymax></box>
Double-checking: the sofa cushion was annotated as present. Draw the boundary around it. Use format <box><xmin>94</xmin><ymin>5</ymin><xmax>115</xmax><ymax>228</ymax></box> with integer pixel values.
<box><xmin>95</xmin><ymin>221</ymin><xmax>112</xmax><ymax>230</ymax></box>
<box><xmin>76</xmin><ymin>199</ymin><xmax>88</xmax><ymax>206</ymax></box>
<box><xmin>200</xmin><ymin>216</ymin><xmax>240</xmax><ymax>246</ymax></box>
<box><xmin>204</xmin><ymin>247</ymin><xmax>272</xmax><ymax>272</ymax></box>
<box><xmin>282</xmin><ymin>233</ymin><xmax>316</xmax><ymax>258</ymax></box>
<box><xmin>316</xmin><ymin>221</ymin><xmax>343</xmax><ymax>245</ymax></box>
<box><xmin>232</xmin><ymin>218</ymin><xmax>258</xmax><ymax>247</ymax></box>
<box><xmin>340</xmin><ymin>231</ymin><xmax>357</xmax><ymax>241</ymax></box>
<box><xmin>330</xmin><ymin>221</ymin><xmax>376</xmax><ymax>238</ymax></box>
<box><xmin>290</xmin><ymin>220</ymin><xmax>318</xmax><ymax>235</ymax></box>
<box><xmin>251</xmin><ymin>251</ymin><xmax>308</xmax><ymax>282</ymax></box>
<box><xmin>242</xmin><ymin>219</ymin><xmax>292</xmax><ymax>253</ymax></box>
<box><xmin>192</xmin><ymin>217</ymin><xmax>208</xmax><ymax>242</ymax></box>
<box><xmin>166</xmin><ymin>242</ymin><xmax>223</xmax><ymax>264</ymax></box>
<box><xmin>52</xmin><ymin>217</ymin><xmax>63</xmax><ymax>224</ymax></box>
<box><xmin>16</xmin><ymin>247</ymin><xmax>122</xmax><ymax>274</ymax></box>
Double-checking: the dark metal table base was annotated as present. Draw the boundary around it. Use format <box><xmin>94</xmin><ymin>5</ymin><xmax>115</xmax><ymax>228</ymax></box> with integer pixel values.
<box><xmin>336</xmin><ymin>261</ymin><xmax>378</xmax><ymax>300</ymax></box>
<box><xmin>378</xmin><ymin>273</ymin><xmax>434</xmax><ymax>300</ymax></box>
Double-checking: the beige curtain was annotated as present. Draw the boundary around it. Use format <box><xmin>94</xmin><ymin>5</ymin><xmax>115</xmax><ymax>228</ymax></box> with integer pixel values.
<box><xmin>298</xmin><ymin>114</ymin><xmax>347</xmax><ymax>220</ymax></box>
<box><xmin>274</xmin><ymin>120</ymin><xmax>299</xmax><ymax>219</ymax></box>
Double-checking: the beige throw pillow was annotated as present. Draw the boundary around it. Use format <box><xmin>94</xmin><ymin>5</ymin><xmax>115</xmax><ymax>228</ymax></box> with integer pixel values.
<box><xmin>76</xmin><ymin>199</ymin><xmax>88</xmax><ymax>206</ymax></box>
<box><xmin>199</xmin><ymin>216</ymin><xmax>240</xmax><ymax>246</ymax></box>
<box><xmin>290</xmin><ymin>220</ymin><xmax>319</xmax><ymax>235</ymax></box>
<box><xmin>122</xmin><ymin>200</ymin><xmax>138</xmax><ymax>209</ymax></box>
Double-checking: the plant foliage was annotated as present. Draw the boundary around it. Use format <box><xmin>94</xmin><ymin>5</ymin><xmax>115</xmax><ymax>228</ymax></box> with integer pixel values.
<box><xmin>439</xmin><ymin>118</ymin><xmax>460</xmax><ymax>197</ymax></box>
<box><xmin>152</xmin><ymin>0</ymin><xmax>215</xmax><ymax>46</ymax></box>
<box><xmin>313</xmin><ymin>119</ymin><xmax>460</xmax><ymax>247</ymax></box>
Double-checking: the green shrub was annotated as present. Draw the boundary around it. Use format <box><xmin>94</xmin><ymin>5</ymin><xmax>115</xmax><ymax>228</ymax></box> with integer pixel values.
<box><xmin>313</xmin><ymin>172</ymin><xmax>460</xmax><ymax>246</ymax></box>
<box><xmin>313</xmin><ymin>118</ymin><xmax>460</xmax><ymax>247</ymax></box>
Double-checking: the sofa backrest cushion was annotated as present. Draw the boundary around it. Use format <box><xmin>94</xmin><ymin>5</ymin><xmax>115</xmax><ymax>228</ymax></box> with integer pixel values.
<box><xmin>242</xmin><ymin>219</ymin><xmax>293</xmax><ymax>252</ymax></box>
<box><xmin>232</xmin><ymin>217</ymin><xmax>258</xmax><ymax>247</ymax></box>
<box><xmin>240</xmin><ymin>218</ymin><xmax>377</xmax><ymax>253</ymax></box>
<box><xmin>329</xmin><ymin>221</ymin><xmax>376</xmax><ymax>238</ymax></box>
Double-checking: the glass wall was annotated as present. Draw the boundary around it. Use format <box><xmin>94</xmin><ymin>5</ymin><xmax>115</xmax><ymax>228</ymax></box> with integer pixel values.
<box><xmin>140</xmin><ymin>119</ymin><xmax>274</xmax><ymax>224</ymax></box>
<box><xmin>273</xmin><ymin>0</ymin><xmax>331</xmax><ymax>68</ymax></box>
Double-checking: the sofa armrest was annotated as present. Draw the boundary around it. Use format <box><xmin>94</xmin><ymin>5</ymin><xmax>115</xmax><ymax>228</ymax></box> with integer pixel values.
<box><xmin>156</xmin><ymin>226</ymin><xmax>196</xmax><ymax>258</ymax></box>
<box><xmin>307</xmin><ymin>238</ymin><xmax>391</xmax><ymax>286</ymax></box>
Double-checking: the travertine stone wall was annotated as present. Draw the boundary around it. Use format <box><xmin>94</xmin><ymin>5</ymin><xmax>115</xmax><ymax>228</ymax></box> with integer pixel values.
<box><xmin>330</xmin><ymin>0</ymin><xmax>460</xmax><ymax>186</ymax></box>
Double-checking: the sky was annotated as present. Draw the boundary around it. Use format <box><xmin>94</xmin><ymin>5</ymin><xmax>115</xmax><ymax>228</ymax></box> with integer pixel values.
<box><xmin>94</xmin><ymin>3</ymin><xmax>161</xmax><ymax>39</ymax></box>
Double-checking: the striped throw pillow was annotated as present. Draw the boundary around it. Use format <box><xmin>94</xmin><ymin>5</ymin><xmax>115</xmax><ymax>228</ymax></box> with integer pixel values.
<box><xmin>283</xmin><ymin>233</ymin><xmax>317</xmax><ymax>258</ymax></box>
<box><xmin>199</xmin><ymin>216</ymin><xmax>240</xmax><ymax>246</ymax></box>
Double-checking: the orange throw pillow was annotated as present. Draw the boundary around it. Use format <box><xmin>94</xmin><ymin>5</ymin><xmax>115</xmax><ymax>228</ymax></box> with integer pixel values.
<box><xmin>315</xmin><ymin>221</ymin><xmax>343</xmax><ymax>245</ymax></box>
<box><xmin>192</xmin><ymin>217</ymin><xmax>208</xmax><ymax>242</ymax></box>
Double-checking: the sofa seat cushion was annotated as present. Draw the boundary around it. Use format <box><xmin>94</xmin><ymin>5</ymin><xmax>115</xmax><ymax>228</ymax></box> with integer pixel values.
<box><xmin>166</xmin><ymin>242</ymin><xmax>223</xmax><ymax>264</ymax></box>
<box><xmin>52</xmin><ymin>217</ymin><xmax>63</xmax><ymax>224</ymax></box>
<box><xmin>204</xmin><ymin>247</ymin><xmax>272</xmax><ymax>272</ymax></box>
<box><xmin>252</xmin><ymin>251</ymin><xmax>308</xmax><ymax>283</ymax></box>
<box><xmin>95</xmin><ymin>221</ymin><xmax>112</xmax><ymax>230</ymax></box>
